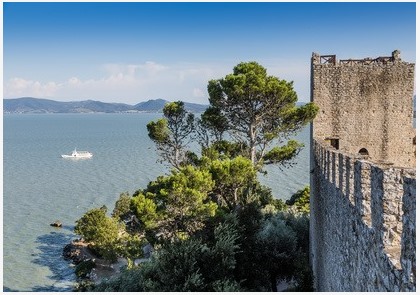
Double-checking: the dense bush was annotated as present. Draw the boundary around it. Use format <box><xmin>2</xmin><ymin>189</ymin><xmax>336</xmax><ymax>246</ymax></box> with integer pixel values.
<box><xmin>75</xmin><ymin>259</ymin><xmax>96</xmax><ymax>279</ymax></box>
<box><xmin>94</xmin><ymin>220</ymin><xmax>242</xmax><ymax>292</ymax></box>
<box><xmin>74</xmin><ymin>207</ymin><xmax>121</xmax><ymax>261</ymax></box>
<box><xmin>286</xmin><ymin>186</ymin><xmax>310</xmax><ymax>214</ymax></box>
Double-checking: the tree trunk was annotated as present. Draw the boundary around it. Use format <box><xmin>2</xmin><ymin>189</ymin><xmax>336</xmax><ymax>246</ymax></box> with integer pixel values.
<box><xmin>250</xmin><ymin>145</ymin><xmax>256</xmax><ymax>165</ymax></box>
<box><xmin>249</xmin><ymin>123</ymin><xmax>257</xmax><ymax>165</ymax></box>
<box><xmin>233</xmin><ymin>187</ymin><xmax>238</xmax><ymax>206</ymax></box>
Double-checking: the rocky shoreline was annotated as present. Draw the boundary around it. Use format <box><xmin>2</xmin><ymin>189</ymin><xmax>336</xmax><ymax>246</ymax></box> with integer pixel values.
<box><xmin>63</xmin><ymin>239</ymin><xmax>128</xmax><ymax>290</ymax></box>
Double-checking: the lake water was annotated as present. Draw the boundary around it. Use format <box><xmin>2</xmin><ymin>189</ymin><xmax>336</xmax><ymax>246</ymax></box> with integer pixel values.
<box><xmin>3</xmin><ymin>113</ymin><xmax>310</xmax><ymax>291</ymax></box>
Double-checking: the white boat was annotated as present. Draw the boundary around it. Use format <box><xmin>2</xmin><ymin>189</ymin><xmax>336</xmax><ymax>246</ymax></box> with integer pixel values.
<box><xmin>61</xmin><ymin>149</ymin><xmax>93</xmax><ymax>159</ymax></box>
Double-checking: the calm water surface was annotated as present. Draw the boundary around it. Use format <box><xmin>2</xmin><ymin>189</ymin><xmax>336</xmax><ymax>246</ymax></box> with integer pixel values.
<box><xmin>3</xmin><ymin>113</ymin><xmax>309</xmax><ymax>291</ymax></box>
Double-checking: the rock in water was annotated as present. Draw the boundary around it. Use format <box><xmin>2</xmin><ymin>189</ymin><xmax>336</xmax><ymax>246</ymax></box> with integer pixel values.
<box><xmin>50</xmin><ymin>220</ymin><xmax>62</xmax><ymax>227</ymax></box>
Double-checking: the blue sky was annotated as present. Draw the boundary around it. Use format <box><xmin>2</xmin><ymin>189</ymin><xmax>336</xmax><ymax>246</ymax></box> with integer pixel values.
<box><xmin>3</xmin><ymin>2</ymin><xmax>416</xmax><ymax>104</ymax></box>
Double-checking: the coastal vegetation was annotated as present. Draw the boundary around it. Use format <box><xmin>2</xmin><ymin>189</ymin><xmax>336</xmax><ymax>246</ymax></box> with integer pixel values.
<box><xmin>70</xmin><ymin>61</ymin><xmax>318</xmax><ymax>291</ymax></box>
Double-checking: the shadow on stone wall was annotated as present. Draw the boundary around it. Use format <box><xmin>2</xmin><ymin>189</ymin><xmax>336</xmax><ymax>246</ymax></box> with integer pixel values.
<box><xmin>311</xmin><ymin>139</ymin><xmax>416</xmax><ymax>291</ymax></box>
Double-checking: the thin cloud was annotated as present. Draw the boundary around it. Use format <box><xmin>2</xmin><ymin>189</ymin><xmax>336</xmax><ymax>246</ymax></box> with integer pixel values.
<box><xmin>4</xmin><ymin>61</ymin><xmax>310</xmax><ymax>103</ymax></box>
<box><xmin>4</xmin><ymin>62</ymin><xmax>227</xmax><ymax>104</ymax></box>
<box><xmin>5</xmin><ymin>77</ymin><xmax>59</xmax><ymax>97</ymax></box>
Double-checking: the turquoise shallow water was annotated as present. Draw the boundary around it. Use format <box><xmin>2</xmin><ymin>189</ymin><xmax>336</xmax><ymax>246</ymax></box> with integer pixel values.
<box><xmin>3</xmin><ymin>113</ymin><xmax>310</xmax><ymax>291</ymax></box>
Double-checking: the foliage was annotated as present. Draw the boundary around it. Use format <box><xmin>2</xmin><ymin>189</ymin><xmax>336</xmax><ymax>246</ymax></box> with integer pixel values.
<box><xmin>270</xmin><ymin>198</ymin><xmax>288</xmax><ymax>211</ymax></box>
<box><xmin>279</xmin><ymin>211</ymin><xmax>313</xmax><ymax>291</ymax></box>
<box><xmin>205</xmin><ymin>218</ymin><xmax>241</xmax><ymax>280</ymax></box>
<box><xmin>131</xmin><ymin>165</ymin><xmax>217</xmax><ymax>240</ymax></box>
<box><xmin>205</xmin><ymin>156</ymin><xmax>257</xmax><ymax>210</ymax></box>
<box><xmin>202</xmin><ymin>140</ymin><xmax>247</xmax><ymax>161</ymax></box>
<box><xmin>111</xmin><ymin>192</ymin><xmax>132</xmax><ymax>221</ymax></box>
<box><xmin>140</xmin><ymin>239</ymin><xmax>207</xmax><ymax>291</ymax></box>
<box><xmin>74</xmin><ymin>279</ymin><xmax>95</xmax><ymax>292</ymax></box>
<box><xmin>230</xmin><ymin>204</ymin><xmax>268</xmax><ymax>291</ymax></box>
<box><xmin>76</xmin><ymin>60</ymin><xmax>318</xmax><ymax>291</ymax></box>
<box><xmin>130</xmin><ymin>193</ymin><xmax>159</xmax><ymax>230</ymax></box>
<box><xmin>280</xmin><ymin>212</ymin><xmax>310</xmax><ymax>258</ymax></box>
<box><xmin>92</xmin><ymin>220</ymin><xmax>242</xmax><ymax>292</ymax></box>
<box><xmin>261</xmin><ymin>203</ymin><xmax>280</xmax><ymax>215</ymax></box>
<box><xmin>147</xmin><ymin>101</ymin><xmax>195</xmax><ymax>169</ymax></box>
<box><xmin>262</xmin><ymin>139</ymin><xmax>304</xmax><ymax>167</ymax></box>
<box><xmin>197</xmin><ymin>106</ymin><xmax>229</xmax><ymax>146</ymax></box>
<box><xmin>206</xmin><ymin>61</ymin><xmax>318</xmax><ymax>166</ymax></box>
<box><xmin>75</xmin><ymin>259</ymin><xmax>96</xmax><ymax>279</ymax></box>
<box><xmin>93</xmin><ymin>267</ymin><xmax>145</xmax><ymax>292</ymax></box>
<box><xmin>146</xmin><ymin>118</ymin><xmax>169</xmax><ymax>142</ymax></box>
<box><xmin>211</xmin><ymin>279</ymin><xmax>242</xmax><ymax>292</ymax></box>
<box><xmin>114</xmin><ymin>233</ymin><xmax>145</xmax><ymax>263</ymax></box>
<box><xmin>74</xmin><ymin>207</ymin><xmax>121</xmax><ymax>261</ymax></box>
<box><xmin>85</xmin><ymin>188</ymin><xmax>313</xmax><ymax>291</ymax></box>
<box><xmin>257</xmin><ymin>214</ymin><xmax>298</xmax><ymax>291</ymax></box>
<box><xmin>227</xmin><ymin>203</ymin><xmax>312</xmax><ymax>292</ymax></box>
<box><xmin>286</xmin><ymin>186</ymin><xmax>310</xmax><ymax>214</ymax></box>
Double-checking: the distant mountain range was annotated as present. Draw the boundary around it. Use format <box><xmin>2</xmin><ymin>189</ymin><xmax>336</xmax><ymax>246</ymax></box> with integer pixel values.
<box><xmin>3</xmin><ymin>97</ymin><xmax>208</xmax><ymax>114</ymax></box>
<box><xmin>6</xmin><ymin>96</ymin><xmax>410</xmax><ymax>115</ymax></box>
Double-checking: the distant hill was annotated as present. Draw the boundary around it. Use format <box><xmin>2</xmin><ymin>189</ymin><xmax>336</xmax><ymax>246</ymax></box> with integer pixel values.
<box><xmin>3</xmin><ymin>97</ymin><xmax>208</xmax><ymax>114</ymax></box>
<box><xmin>133</xmin><ymin>99</ymin><xmax>207</xmax><ymax>113</ymax></box>
<box><xmin>133</xmin><ymin>99</ymin><xmax>168</xmax><ymax>112</ymax></box>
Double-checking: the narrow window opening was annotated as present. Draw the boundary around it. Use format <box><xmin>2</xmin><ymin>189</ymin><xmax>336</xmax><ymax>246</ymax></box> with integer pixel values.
<box><xmin>331</xmin><ymin>139</ymin><xmax>339</xmax><ymax>150</ymax></box>
<box><xmin>324</xmin><ymin>137</ymin><xmax>339</xmax><ymax>150</ymax></box>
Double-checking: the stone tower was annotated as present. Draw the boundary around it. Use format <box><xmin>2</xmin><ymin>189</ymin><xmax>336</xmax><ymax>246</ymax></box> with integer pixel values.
<box><xmin>311</xmin><ymin>50</ymin><xmax>415</xmax><ymax>168</ymax></box>
<box><xmin>309</xmin><ymin>51</ymin><xmax>416</xmax><ymax>291</ymax></box>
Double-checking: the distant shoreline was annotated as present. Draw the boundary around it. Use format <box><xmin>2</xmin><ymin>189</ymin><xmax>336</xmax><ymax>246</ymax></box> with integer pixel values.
<box><xmin>3</xmin><ymin>111</ymin><xmax>166</xmax><ymax>115</ymax></box>
<box><xmin>3</xmin><ymin>97</ymin><xmax>209</xmax><ymax>114</ymax></box>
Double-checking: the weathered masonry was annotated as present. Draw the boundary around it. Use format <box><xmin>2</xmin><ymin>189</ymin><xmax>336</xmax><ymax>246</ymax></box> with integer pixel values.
<box><xmin>310</xmin><ymin>51</ymin><xmax>416</xmax><ymax>291</ymax></box>
<box><xmin>311</xmin><ymin>50</ymin><xmax>415</xmax><ymax>168</ymax></box>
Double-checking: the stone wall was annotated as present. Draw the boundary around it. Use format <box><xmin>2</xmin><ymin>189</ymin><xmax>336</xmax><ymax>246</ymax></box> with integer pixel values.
<box><xmin>310</xmin><ymin>139</ymin><xmax>416</xmax><ymax>291</ymax></box>
<box><xmin>311</xmin><ymin>51</ymin><xmax>415</xmax><ymax>168</ymax></box>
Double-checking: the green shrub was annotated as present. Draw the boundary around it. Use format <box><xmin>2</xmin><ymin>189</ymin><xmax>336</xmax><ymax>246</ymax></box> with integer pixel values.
<box><xmin>75</xmin><ymin>259</ymin><xmax>96</xmax><ymax>279</ymax></box>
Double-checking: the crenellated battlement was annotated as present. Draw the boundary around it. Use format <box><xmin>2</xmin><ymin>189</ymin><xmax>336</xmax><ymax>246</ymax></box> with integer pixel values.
<box><xmin>311</xmin><ymin>138</ymin><xmax>415</xmax><ymax>291</ymax></box>
<box><xmin>312</xmin><ymin>50</ymin><xmax>403</xmax><ymax>66</ymax></box>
